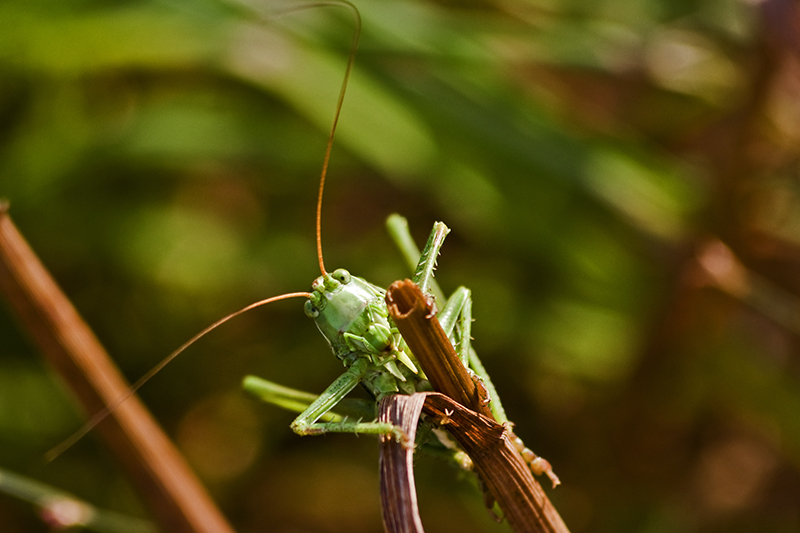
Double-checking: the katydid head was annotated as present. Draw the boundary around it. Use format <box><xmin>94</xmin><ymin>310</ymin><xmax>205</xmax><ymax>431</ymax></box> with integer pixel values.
<box><xmin>303</xmin><ymin>268</ymin><xmax>394</xmax><ymax>365</ymax></box>
<box><xmin>304</xmin><ymin>268</ymin><xmax>372</xmax><ymax>338</ymax></box>
<box><xmin>304</xmin><ymin>268</ymin><xmax>353</xmax><ymax>317</ymax></box>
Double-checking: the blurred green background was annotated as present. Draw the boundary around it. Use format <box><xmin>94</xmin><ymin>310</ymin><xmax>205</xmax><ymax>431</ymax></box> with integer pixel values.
<box><xmin>2</xmin><ymin>0</ymin><xmax>800</xmax><ymax>531</ymax></box>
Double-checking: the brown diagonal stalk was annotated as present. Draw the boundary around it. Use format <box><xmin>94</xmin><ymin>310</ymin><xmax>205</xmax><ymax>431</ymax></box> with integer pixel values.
<box><xmin>421</xmin><ymin>394</ymin><xmax>568</xmax><ymax>533</ymax></box>
<box><xmin>385</xmin><ymin>279</ymin><xmax>570</xmax><ymax>533</ymax></box>
<box><xmin>0</xmin><ymin>203</ymin><xmax>234</xmax><ymax>533</ymax></box>
<box><xmin>385</xmin><ymin>280</ymin><xmax>491</xmax><ymax>418</ymax></box>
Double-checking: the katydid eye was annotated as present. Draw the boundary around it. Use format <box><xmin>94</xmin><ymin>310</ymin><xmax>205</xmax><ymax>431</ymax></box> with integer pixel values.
<box><xmin>332</xmin><ymin>268</ymin><xmax>351</xmax><ymax>284</ymax></box>
<box><xmin>304</xmin><ymin>300</ymin><xmax>319</xmax><ymax>318</ymax></box>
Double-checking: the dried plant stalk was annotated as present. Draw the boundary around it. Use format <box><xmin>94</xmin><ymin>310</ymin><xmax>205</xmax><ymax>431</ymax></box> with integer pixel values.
<box><xmin>385</xmin><ymin>279</ymin><xmax>570</xmax><ymax>533</ymax></box>
<box><xmin>422</xmin><ymin>394</ymin><xmax>568</xmax><ymax>533</ymax></box>
<box><xmin>385</xmin><ymin>280</ymin><xmax>491</xmax><ymax>418</ymax></box>
<box><xmin>0</xmin><ymin>204</ymin><xmax>234</xmax><ymax>533</ymax></box>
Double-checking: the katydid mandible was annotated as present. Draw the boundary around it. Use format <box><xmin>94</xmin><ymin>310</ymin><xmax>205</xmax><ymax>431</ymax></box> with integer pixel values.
<box><xmin>48</xmin><ymin>0</ymin><xmax>558</xmax><ymax>489</ymax></box>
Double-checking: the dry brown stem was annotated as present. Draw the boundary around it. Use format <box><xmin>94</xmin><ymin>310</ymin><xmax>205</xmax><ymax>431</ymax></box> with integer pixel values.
<box><xmin>0</xmin><ymin>204</ymin><xmax>233</xmax><ymax>533</ymax></box>
<box><xmin>385</xmin><ymin>280</ymin><xmax>491</xmax><ymax>418</ymax></box>
<box><xmin>383</xmin><ymin>279</ymin><xmax>570</xmax><ymax>533</ymax></box>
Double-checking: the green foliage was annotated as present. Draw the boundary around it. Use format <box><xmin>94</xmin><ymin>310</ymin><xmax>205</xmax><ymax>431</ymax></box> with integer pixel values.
<box><xmin>2</xmin><ymin>0</ymin><xmax>799</xmax><ymax>531</ymax></box>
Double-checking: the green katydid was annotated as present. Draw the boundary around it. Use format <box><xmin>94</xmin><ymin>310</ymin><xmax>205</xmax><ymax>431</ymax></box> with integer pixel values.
<box><xmin>48</xmin><ymin>0</ymin><xmax>558</xmax><ymax>490</ymax></box>
<box><xmin>234</xmin><ymin>0</ymin><xmax>560</xmax><ymax>488</ymax></box>
<box><xmin>242</xmin><ymin>213</ymin><xmax>559</xmax><ymax>487</ymax></box>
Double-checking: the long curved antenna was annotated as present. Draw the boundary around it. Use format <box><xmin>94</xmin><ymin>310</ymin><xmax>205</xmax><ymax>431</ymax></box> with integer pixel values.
<box><xmin>313</xmin><ymin>1</ymin><xmax>361</xmax><ymax>276</ymax></box>
<box><xmin>46</xmin><ymin>291</ymin><xmax>312</xmax><ymax>462</ymax></box>
<box><xmin>217</xmin><ymin>0</ymin><xmax>362</xmax><ymax>276</ymax></box>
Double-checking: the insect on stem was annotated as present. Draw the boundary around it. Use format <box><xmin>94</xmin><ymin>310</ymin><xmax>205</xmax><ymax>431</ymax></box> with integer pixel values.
<box><xmin>46</xmin><ymin>291</ymin><xmax>312</xmax><ymax>462</ymax></box>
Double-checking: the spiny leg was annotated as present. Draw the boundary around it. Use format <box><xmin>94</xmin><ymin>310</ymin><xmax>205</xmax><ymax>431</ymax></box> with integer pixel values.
<box><xmin>445</xmin><ymin>293</ymin><xmax>560</xmax><ymax>486</ymax></box>
<box><xmin>410</xmin><ymin>221</ymin><xmax>450</xmax><ymax>299</ymax></box>
<box><xmin>447</xmin><ymin>293</ymin><xmax>558</xmax><ymax>486</ymax></box>
<box><xmin>386</xmin><ymin>214</ymin><xmax>446</xmax><ymax>304</ymax></box>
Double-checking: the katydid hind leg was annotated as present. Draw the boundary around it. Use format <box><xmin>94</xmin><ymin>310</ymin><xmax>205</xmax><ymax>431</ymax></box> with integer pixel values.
<box><xmin>385</xmin><ymin>214</ymin><xmax>423</xmax><ymax>277</ymax></box>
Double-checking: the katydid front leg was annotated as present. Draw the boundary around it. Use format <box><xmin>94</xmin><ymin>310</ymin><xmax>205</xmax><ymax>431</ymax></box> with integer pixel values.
<box><xmin>287</xmin><ymin>358</ymin><xmax>406</xmax><ymax>442</ymax></box>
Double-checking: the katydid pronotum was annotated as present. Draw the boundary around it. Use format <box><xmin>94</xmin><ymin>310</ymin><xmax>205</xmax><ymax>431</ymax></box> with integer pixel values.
<box><xmin>49</xmin><ymin>0</ymin><xmax>558</xmax><ymax>498</ymax></box>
